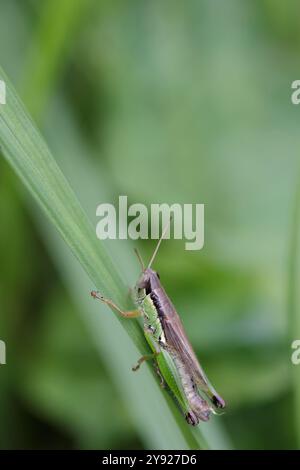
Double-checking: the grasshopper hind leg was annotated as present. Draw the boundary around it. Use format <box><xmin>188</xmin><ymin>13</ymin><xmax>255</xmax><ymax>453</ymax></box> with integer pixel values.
<box><xmin>185</xmin><ymin>405</ymin><xmax>210</xmax><ymax>426</ymax></box>
<box><xmin>185</xmin><ymin>411</ymin><xmax>199</xmax><ymax>426</ymax></box>
<box><xmin>212</xmin><ymin>394</ymin><xmax>226</xmax><ymax>410</ymax></box>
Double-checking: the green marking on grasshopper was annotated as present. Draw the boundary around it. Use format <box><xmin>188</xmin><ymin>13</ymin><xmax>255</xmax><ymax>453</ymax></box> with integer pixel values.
<box><xmin>91</xmin><ymin>222</ymin><xmax>225</xmax><ymax>426</ymax></box>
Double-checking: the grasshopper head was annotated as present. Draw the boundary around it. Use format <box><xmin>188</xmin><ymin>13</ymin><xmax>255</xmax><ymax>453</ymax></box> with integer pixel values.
<box><xmin>136</xmin><ymin>268</ymin><xmax>161</xmax><ymax>294</ymax></box>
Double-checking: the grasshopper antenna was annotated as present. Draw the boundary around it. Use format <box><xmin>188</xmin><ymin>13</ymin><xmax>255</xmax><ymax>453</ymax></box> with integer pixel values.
<box><xmin>148</xmin><ymin>216</ymin><xmax>172</xmax><ymax>269</ymax></box>
<box><xmin>134</xmin><ymin>248</ymin><xmax>145</xmax><ymax>271</ymax></box>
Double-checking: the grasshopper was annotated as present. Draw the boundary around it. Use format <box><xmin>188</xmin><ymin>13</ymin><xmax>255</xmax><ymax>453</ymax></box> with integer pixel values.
<box><xmin>91</xmin><ymin>223</ymin><xmax>225</xmax><ymax>426</ymax></box>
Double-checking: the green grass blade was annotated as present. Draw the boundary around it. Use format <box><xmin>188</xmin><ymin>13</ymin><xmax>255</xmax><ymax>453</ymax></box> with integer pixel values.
<box><xmin>0</xmin><ymin>66</ymin><xmax>208</xmax><ymax>449</ymax></box>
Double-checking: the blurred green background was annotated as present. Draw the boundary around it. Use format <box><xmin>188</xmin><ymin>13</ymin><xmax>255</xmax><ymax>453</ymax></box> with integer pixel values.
<box><xmin>0</xmin><ymin>0</ymin><xmax>300</xmax><ymax>450</ymax></box>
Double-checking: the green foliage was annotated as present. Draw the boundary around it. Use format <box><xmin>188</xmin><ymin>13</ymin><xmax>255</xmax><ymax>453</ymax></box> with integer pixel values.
<box><xmin>0</xmin><ymin>66</ymin><xmax>209</xmax><ymax>450</ymax></box>
<box><xmin>0</xmin><ymin>0</ymin><xmax>299</xmax><ymax>450</ymax></box>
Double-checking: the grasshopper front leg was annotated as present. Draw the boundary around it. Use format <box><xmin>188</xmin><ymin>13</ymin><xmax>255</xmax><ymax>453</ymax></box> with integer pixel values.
<box><xmin>91</xmin><ymin>290</ymin><xmax>140</xmax><ymax>318</ymax></box>
<box><xmin>91</xmin><ymin>290</ymin><xmax>159</xmax><ymax>373</ymax></box>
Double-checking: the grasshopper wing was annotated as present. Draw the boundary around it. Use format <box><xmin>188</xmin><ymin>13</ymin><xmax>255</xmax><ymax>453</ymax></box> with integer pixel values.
<box><xmin>151</xmin><ymin>287</ymin><xmax>225</xmax><ymax>411</ymax></box>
